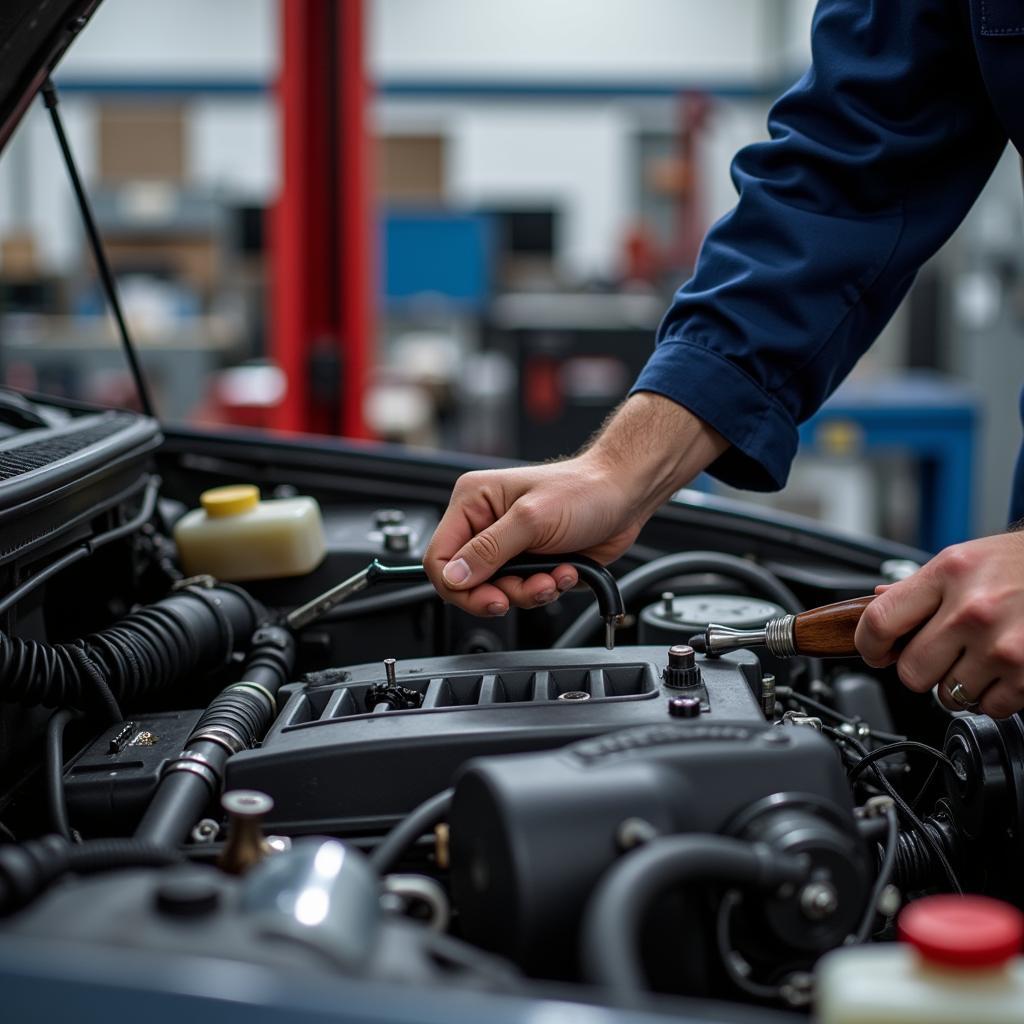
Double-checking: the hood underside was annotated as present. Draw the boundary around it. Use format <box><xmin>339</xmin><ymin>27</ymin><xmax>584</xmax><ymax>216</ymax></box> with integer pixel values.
<box><xmin>0</xmin><ymin>0</ymin><xmax>100</xmax><ymax>151</ymax></box>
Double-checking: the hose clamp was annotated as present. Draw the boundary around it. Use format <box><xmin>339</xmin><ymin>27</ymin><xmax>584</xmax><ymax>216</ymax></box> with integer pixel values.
<box><xmin>164</xmin><ymin>748</ymin><xmax>221</xmax><ymax>789</ymax></box>
<box><xmin>229</xmin><ymin>681</ymin><xmax>278</xmax><ymax>717</ymax></box>
<box><xmin>189</xmin><ymin>726</ymin><xmax>248</xmax><ymax>756</ymax></box>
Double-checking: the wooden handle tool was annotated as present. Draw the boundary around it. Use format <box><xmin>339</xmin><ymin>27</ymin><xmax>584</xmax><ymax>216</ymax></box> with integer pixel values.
<box><xmin>694</xmin><ymin>595</ymin><xmax>875</xmax><ymax>659</ymax></box>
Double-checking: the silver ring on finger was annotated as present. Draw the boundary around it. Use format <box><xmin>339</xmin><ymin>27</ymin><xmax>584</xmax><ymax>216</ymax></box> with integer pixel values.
<box><xmin>947</xmin><ymin>680</ymin><xmax>981</xmax><ymax>713</ymax></box>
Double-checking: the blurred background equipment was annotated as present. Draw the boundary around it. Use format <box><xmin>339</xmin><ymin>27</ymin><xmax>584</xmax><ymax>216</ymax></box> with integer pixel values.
<box><xmin>0</xmin><ymin>0</ymin><xmax>1019</xmax><ymax>549</ymax></box>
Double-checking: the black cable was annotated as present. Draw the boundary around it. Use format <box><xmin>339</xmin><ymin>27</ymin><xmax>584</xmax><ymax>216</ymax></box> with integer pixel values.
<box><xmin>822</xmin><ymin>725</ymin><xmax>961</xmax><ymax>894</ymax></box>
<box><xmin>580</xmin><ymin>835</ymin><xmax>807</xmax><ymax>994</ymax></box>
<box><xmin>847</xmin><ymin>742</ymin><xmax>954</xmax><ymax>785</ymax></box>
<box><xmin>853</xmin><ymin>802</ymin><xmax>898</xmax><ymax>943</ymax></box>
<box><xmin>369</xmin><ymin>788</ymin><xmax>453</xmax><ymax>875</ymax></box>
<box><xmin>0</xmin><ymin>476</ymin><xmax>160</xmax><ymax>620</ymax></box>
<box><xmin>779</xmin><ymin>688</ymin><xmax>906</xmax><ymax>744</ymax></box>
<box><xmin>45</xmin><ymin>709</ymin><xmax>80</xmax><ymax>842</ymax></box>
<box><xmin>41</xmin><ymin>79</ymin><xmax>155</xmax><ymax>419</ymax></box>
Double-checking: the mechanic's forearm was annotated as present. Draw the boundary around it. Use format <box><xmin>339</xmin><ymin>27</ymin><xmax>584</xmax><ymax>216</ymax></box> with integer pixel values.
<box><xmin>581</xmin><ymin>392</ymin><xmax>728</xmax><ymax>519</ymax></box>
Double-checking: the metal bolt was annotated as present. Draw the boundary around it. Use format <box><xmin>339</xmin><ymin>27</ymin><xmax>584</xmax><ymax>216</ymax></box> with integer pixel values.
<box><xmin>557</xmin><ymin>690</ymin><xmax>591</xmax><ymax>701</ymax></box>
<box><xmin>219</xmin><ymin>789</ymin><xmax>274</xmax><ymax>875</ymax></box>
<box><xmin>375</xmin><ymin>508</ymin><xmax>406</xmax><ymax>528</ymax></box>
<box><xmin>190</xmin><ymin>818</ymin><xmax>220</xmax><ymax>844</ymax></box>
<box><xmin>384</xmin><ymin>658</ymin><xmax>397</xmax><ymax>686</ymax></box>
<box><xmin>877</xmin><ymin>884</ymin><xmax>902</xmax><ymax>918</ymax></box>
<box><xmin>616</xmin><ymin>817</ymin><xmax>659</xmax><ymax>850</ymax></box>
<box><xmin>382</xmin><ymin>524</ymin><xmax>412</xmax><ymax>553</ymax></box>
<box><xmin>799</xmin><ymin>881</ymin><xmax>839</xmax><ymax>921</ymax></box>
<box><xmin>668</xmin><ymin>644</ymin><xmax>696</xmax><ymax>668</ymax></box>
<box><xmin>761</xmin><ymin>673</ymin><xmax>776</xmax><ymax>720</ymax></box>
<box><xmin>668</xmin><ymin>696</ymin><xmax>701</xmax><ymax>718</ymax></box>
<box><xmin>780</xmin><ymin>972</ymin><xmax>815</xmax><ymax>1008</ymax></box>
<box><xmin>661</xmin><ymin>591</ymin><xmax>675</xmax><ymax>617</ymax></box>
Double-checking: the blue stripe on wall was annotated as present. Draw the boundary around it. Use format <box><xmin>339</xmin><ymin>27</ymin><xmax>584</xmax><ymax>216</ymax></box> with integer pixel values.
<box><xmin>53</xmin><ymin>76</ymin><xmax>791</xmax><ymax>100</ymax></box>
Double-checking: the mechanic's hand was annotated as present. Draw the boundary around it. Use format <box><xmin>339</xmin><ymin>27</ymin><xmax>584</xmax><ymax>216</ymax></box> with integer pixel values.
<box><xmin>424</xmin><ymin>394</ymin><xmax>727</xmax><ymax>617</ymax></box>
<box><xmin>855</xmin><ymin>532</ymin><xmax>1024</xmax><ymax>718</ymax></box>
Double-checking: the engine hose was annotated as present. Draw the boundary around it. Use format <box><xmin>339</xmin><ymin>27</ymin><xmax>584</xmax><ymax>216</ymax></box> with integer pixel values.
<box><xmin>134</xmin><ymin>625</ymin><xmax>295</xmax><ymax>847</ymax></box>
<box><xmin>370</xmin><ymin>788</ymin><xmax>454</xmax><ymax>875</ymax></box>
<box><xmin>0</xmin><ymin>834</ymin><xmax>181</xmax><ymax>914</ymax></box>
<box><xmin>554</xmin><ymin>551</ymin><xmax>807</xmax><ymax>651</ymax></box>
<box><xmin>45</xmin><ymin>709</ymin><xmax>79</xmax><ymax>841</ymax></box>
<box><xmin>892</xmin><ymin>810</ymin><xmax>963</xmax><ymax>894</ymax></box>
<box><xmin>0</xmin><ymin>583</ymin><xmax>262</xmax><ymax>720</ymax></box>
<box><xmin>580</xmin><ymin>834</ymin><xmax>807</xmax><ymax>995</ymax></box>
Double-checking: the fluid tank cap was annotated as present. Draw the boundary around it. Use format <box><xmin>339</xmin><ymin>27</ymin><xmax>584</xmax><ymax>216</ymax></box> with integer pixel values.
<box><xmin>668</xmin><ymin>594</ymin><xmax>786</xmax><ymax>631</ymax></box>
<box><xmin>899</xmin><ymin>895</ymin><xmax>1024</xmax><ymax>968</ymax></box>
<box><xmin>200</xmin><ymin>484</ymin><xmax>260</xmax><ymax>518</ymax></box>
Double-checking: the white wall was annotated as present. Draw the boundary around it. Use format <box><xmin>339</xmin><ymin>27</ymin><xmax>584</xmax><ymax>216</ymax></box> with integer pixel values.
<box><xmin>446</xmin><ymin>104</ymin><xmax>632</xmax><ymax>279</ymax></box>
<box><xmin>0</xmin><ymin>0</ymin><xmax>819</xmax><ymax>278</ymax></box>
<box><xmin>188</xmin><ymin>100</ymin><xmax>278</xmax><ymax>199</ymax></box>
<box><xmin>62</xmin><ymin>0</ymin><xmax>277</xmax><ymax>79</ymax></box>
<box><xmin>372</xmin><ymin>0</ymin><xmax>789</xmax><ymax>85</ymax></box>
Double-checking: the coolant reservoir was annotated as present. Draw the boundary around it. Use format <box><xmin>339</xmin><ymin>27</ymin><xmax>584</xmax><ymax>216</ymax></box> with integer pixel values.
<box><xmin>817</xmin><ymin>895</ymin><xmax>1024</xmax><ymax>1023</ymax></box>
<box><xmin>174</xmin><ymin>485</ymin><xmax>326</xmax><ymax>581</ymax></box>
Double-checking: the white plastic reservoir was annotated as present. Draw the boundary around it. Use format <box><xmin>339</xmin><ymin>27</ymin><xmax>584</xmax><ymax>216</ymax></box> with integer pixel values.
<box><xmin>817</xmin><ymin>894</ymin><xmax>1024</xmax><ymax>1023</ymax></box>
<box><xmin>174</xmin><ymin>484</ymin><xmax>326</xmax><ymax>582</ymax></box>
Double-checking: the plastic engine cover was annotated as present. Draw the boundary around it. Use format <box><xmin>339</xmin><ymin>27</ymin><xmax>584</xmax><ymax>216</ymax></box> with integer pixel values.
<box><xmin>225</xmin><ymin>645</ymin><xmax>766</xmax><ymax>834</ymax></box>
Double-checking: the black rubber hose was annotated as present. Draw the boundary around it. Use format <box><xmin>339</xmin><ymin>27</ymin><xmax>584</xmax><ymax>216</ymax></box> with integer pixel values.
<box><xmin>580</xmin><ymin>835</ymin><xmax>807</xmax><ymax>994</ymax></box>
<box><xmin>555</xmin><ymin>551</ymin><xmax>805</xmax><ymax>650</ymax></box>
<box><xmin>134</xmin><ymin>625</ymin><xmax>295</xmax><ymax>847</ymax></box>
<box><xmin>0</xmin><ymin>584</ymin><xmax>261</xmax><ymax>718</ymax></box>
<box><xmin>853</xmin><ymin>803</ymin><xmax>898</xmax><ymax>943</ymax></box>
<box><xmin>44</xmin><ymin>709</ymin><xmax>79</xmax><ymax>841</ymax></box>
<box><xmin>0</xmin><ymin>835</ymin><xmax>180</xmax><ymax>914</ymax></box>
<box><xmin>370</xmin><ymin>788</ymin><xmax>453</xmax><ymax>875</ymax></box>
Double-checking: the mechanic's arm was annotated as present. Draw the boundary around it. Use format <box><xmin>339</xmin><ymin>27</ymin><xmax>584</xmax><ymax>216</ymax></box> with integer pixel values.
<box><xmin>427</xmin><ymin>0</ymin><xmax>1007</xmax><ymax>618</ymax></box>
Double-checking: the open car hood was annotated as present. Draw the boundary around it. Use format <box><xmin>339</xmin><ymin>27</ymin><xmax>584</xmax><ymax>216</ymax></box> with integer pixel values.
<box><xmin>0</xmin><ymin>0</ymin><xmax>101</xmax><ymax>151</ymax></box>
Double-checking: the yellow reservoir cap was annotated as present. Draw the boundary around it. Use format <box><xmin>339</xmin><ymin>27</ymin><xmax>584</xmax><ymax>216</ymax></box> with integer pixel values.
<box><xmin>200</xmin><ymin>484</ymin><xmax>260</xmax><ymax>518</ymax></box>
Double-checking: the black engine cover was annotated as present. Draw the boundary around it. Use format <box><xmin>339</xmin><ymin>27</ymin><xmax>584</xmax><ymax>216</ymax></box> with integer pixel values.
<box><xmin>225</xmin><ymin>645</ymin><xmax>766</xmax><ymax>833</ymax></box>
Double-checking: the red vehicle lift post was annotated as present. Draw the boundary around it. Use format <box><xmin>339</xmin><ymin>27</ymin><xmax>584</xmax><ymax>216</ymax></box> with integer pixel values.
<box><xmin>270</xmin><ymin>0</ymin><xmax>372</xmax><ymax>438</ymax></box>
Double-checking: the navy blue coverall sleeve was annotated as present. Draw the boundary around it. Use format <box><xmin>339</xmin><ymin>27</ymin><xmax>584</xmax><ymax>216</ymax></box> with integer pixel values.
<box><xmin>632</xmin><ymin>0</ymin><xmax>1007</xmax><ymax>491</ymax></box>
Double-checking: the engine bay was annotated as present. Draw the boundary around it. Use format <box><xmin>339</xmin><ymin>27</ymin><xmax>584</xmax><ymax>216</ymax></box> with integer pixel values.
<box><xmin>0</xmin><ymin>397</ymin><xmax>1017</xmax><ymax>1021</ymax></box>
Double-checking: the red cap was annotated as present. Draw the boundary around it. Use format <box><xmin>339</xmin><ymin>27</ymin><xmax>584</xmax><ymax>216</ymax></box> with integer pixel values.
<box><xmin>899</xmin><ymin>896</ymin><xmax>1024</xmax><ymax>968</ymax></box>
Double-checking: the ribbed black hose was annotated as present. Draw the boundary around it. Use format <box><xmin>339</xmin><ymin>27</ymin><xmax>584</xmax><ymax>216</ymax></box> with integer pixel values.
<box><xmin>893</xmin><ymin>812</ymin><xmax>963</xmax><ymax>894</ymax></box>
<box><xmin>580</xmin><ymin>835</ymin><xmax>807</xmax><ymax>995</ymax></box>
<box><xmin>135</xmin><ymin>625</ymin><xmax>295</xmax><ymax>847</ymax></box>
<box><xmin>0</xmin><ymin>835</ymin><xmax>180</xmax><ymax>914</ymax></box>
<box><xmin>0</xmin><ymin>584</ymin><xmax>261</xmax><ymax>719</ymax></box>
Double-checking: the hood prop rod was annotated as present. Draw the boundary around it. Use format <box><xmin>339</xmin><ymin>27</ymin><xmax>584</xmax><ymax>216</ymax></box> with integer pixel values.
<box><xmin>41</xmin><ymin>78</ymin><xmax>156</xmax><ymax>420</ymax></box>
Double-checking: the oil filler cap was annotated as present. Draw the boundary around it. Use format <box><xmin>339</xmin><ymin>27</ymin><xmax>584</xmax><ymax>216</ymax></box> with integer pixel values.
<box><xmin>899</xmin><ymin>895</ymin><xmax>1024</xmax><ymax>967</ymax></box>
